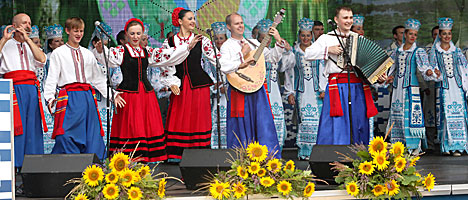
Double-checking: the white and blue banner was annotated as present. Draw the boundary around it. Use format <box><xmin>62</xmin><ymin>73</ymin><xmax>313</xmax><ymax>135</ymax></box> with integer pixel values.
<box><xmin>0</xmin><ymin>79</ymin><xmax>14</xmax><ymax>200</ymax></box>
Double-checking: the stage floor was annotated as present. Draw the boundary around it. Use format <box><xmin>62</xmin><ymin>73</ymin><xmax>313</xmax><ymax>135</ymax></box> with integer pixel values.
<box><xmin>15</xmin><ymin>149</ymin><xmax>468</xmax><ymax>199</ymax></box>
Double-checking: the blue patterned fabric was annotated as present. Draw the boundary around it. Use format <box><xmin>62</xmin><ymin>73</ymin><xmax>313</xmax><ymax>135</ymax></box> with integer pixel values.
<box><xmin>0</xmin><ymin>80</ymin><xmax>13</xmax><ymax>200</ymax></box>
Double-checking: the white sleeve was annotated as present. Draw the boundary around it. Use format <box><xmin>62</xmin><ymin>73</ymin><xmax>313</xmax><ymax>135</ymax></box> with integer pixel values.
<box><xmin>416</xmin><ymin>49</ymin><xmax>437</xmax><ymax>81</ymax></box>
<box><xmin>43</xmin><ymin>51</ymin><xmax>60</xmax><ymax>103</ymax></box>
<box><xmin>201</xmin><ymin>36</ymin><xmax>219</xmax><ymax>66</ymax></box>
<box><xmin>304</xmin><ymin>36</ymin><xmax>329</xmax><ymax>61</ymax></box>
<box><xmin>318</xmin><ymin>60</ymin><xmax>328</xmax><ymax>92</ymax></box>
<box><xmin>263</xmin><ymin>40</ymin><xmax>286</xmax><ymax>64</ymax></box>
<box><xmin>158</xmin><ymin>39</ymin><xmax>182</xmax><ymax>87</ymax></box>
<box><xmin>89</xmin><ymin>55</ymin><xmax>108</xmax><ymax>98</ymax></box>
<box><xmin>219</xmin><ymin>43</ymin><xmax>242</xmax><ymax>74</ymax></box>
<box><xmin>281</xmin><ymin>51</ymin><xmax>295</xmax><ymax>96</ymax></box>
<box><xmin>148</xmin><ymin>39</ymin><xmax>190</xmax><ymax>67</ymax></box>
<box><xmin>101</xmin><ymin>46</ymin><xmax>124</xmax><ymax>68</ymax></box>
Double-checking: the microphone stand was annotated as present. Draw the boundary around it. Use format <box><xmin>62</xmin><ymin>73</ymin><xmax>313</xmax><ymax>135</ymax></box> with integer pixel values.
<box><xmin>99</xmin><ymin>31</ymin><xmax>114</xmax><ymax>158</ymax></box>
<box><xmin>206</xmin><ymin>29</ymin><xmax>222</xmax><ymax>149</ymax></box>
<box><xmin>330</xmin><ymin>23</ymin><xmax>355</xmax><ymax>144</ymax></box>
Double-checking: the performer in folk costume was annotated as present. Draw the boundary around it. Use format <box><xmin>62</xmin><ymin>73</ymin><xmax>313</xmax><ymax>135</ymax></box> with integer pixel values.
<box><xmin>284</xmin><ymin>17</ymin><xmax>326</xmax><ymax>159</ymax></box>
<box><xmin>304</xmin><ymin>7</ymin><xmax>379</xmax><ymax>146</ymax></box>
<box><xmin>351</xmin><ymin>14</ymin><xmax>365</xmax><ymax>36</ymax></box>
<box><xmin>385</xmin><ymin>18</ymin><xmax>440</xmax><ymax>154</ymax></box>
<box><xmin>219</xmin><ymin>13</ymin><xmax>287</xmax><ymax>157</ymax></box>
<box><xmin>161</xmin><ymin>8</ymin><xmax>218</xmax><ymax>161</ymax></box>
<box><xmin>429</xmin><ymin>18</ymin><xmax>468</xmax><ymax>156</ymax></box>
<box><xmin>44</xmin><ymin>17</ymin><xmax>107</xmax><ymax>159</ymax></box>
<box><xmin>88</xmin><ymin>21</ymin><xmax>113</xmax><ymax>146</ymax></box>
<box><xmin>255</xmin><ymin>19</ymin><xmax>293</xmax><ymax>149</ymax></box>
<box><xmin>0</xmin><ymin>13</ymin><xmax>47</xmax><ymax>168</ymax></box>
<box><xmin>97</xmin><ymin>18</ymin><xmax>193</xmax><ymax>162</ymax></box>
<box><xmin>209</xmin><ymin>21</ymin><xmax>229</xmax><ymax>149</ymax></box>
<box><xmin>39</xmin><ymin>24</ymin><xmax>65</xmax><ymax>154</ymax></box>
<box><xmin>29</xmin><ymin>25</ymin><xmax>41</xmax><ymax>49</ymax></box>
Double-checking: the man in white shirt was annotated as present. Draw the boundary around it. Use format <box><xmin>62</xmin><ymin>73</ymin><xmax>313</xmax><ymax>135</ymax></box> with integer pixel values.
<box><xmin>219</xmin><ymin>13</ymin><xmax>286</xmax><ymax>157</ymax></box>
<box><xmin>44</xmin><ymin>17</ymin><xmax>107</xmax><ymax>159</ymax></box>
<box><xmin>0</xmin><ymin>13</ymin><xmax>47</xmax><ymax>168</ymax></box>
<box><xmin>304</xmin><ymin>6</ymin><xmax>379</xmax><ymax>146</ymax></box>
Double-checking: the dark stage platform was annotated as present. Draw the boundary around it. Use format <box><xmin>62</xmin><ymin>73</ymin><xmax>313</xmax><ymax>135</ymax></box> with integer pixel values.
<box><xmin>15</xmin><ymin>149</ymin><xmax>468</xmax><ymax>199</ymax></box>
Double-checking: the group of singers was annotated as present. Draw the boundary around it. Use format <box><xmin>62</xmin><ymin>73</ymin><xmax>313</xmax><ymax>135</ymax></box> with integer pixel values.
<box><xmin>2</xmin><ymin>6</ymin><xmax>468</xmax><ymax>171</ymax></box>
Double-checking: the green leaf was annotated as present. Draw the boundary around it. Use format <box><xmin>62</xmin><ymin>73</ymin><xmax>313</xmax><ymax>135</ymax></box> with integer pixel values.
<box><xmin>335</xmin><ymin>176</ymin><xmax>344</xmax><ymax>183</ymax></box>
<box><xmin>357</xmin><ymin>150</ymin><xmax>371</xmax><ymax>160</ymax></box>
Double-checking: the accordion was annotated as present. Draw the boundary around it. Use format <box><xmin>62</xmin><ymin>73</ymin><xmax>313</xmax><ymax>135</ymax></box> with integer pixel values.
<box><xmin>336</xmin><ymin>33</ymin><xmax>394</xmax><ymax>84</ymax></box>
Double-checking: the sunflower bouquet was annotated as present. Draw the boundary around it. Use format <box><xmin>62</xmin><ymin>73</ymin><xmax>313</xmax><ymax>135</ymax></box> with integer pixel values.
<box><xmin>66</xmin><ymin>152</ymin><xmax>176</xmax><ymax>200</ymax></box>
<box><xmin>206</xmin><ymin>142</ymin><xmax>323</xmax><ymax>200</ymax></box>
<box><xmin>331</xmin><ymin>136</ymin><xmax>436</xmax><ymax>200</ymax></box>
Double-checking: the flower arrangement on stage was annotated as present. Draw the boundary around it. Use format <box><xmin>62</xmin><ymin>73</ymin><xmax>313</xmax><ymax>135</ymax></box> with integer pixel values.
<box><xmin>205</xmin><ymin>142</ymin><xmax>323</xmax><ymax>200</ymax></box>
<box><xmin>331</xmin><ymin>135</ymin><xmax>436</xmax><ymax>200</ymax></box>
<box><xmin>66</xmin><ymin>152</ymin><xmax>178</xmax><ymax>200</ymax></box>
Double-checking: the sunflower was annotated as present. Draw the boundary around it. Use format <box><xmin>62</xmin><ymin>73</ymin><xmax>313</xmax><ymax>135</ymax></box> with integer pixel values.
<box><xmin>394</xmin><ymin>157</ymin><xmax>407</xmax><ymax>172</ymax></box>
<box><xmin>303</xmin><ymin>182</ymin><xmax>315</xmax><ymax>197</ymax></box>
<box><xmin>277</xmin><ymin>180</ymin><xmax>292</xmax><ymax>196</ymax></box>
<box><xmin>260</xmin><ymin>177</ymin><xmax>275</xmax><ymax>187</ymax></box>
<box><xmin>121</xmin><ymin>168</ymin><xmax>137</xmax><ymax>187</ymax></box>
<box><xmin>423</xmin><ymin>173</ymin><xmax>435</xmax><ymax>191</ymax></box>
<box><xmin>267</xmin><ymin>159</ymin><xmax>282</xmax><ymax>173</ymax></box>
<box><xmin>373</xmin><ymin>151</ymin><xmax>390</xmax><ymax>171</ymax></box>
<box><xmin>232</xmin><ymin>182</ymin><xmax>246</xmax><ymax>198</ymax></box>
<box><xmin>358</xmin><ymin>161</ymin><xmax>375</xmax><ymax>175</ymax></box>
<box><xmin>158</xmin><ymin>178</ymin><xmax>167</xmax><ymax>198</ymax></box>
<box><xmin>237</xmin><ymin>166</ymin><xmax>249</xmax><ymax>179</ymax></box>
<box><xmin>83</xmin><ymin>165</ymin><xmax>104</xmax><ymax>187</ymax></box>
<box><xmin>257</xmin><ymin>168</ymin><xmax>266</xmax><ymax>177</ymax></box>
<box><xmin>372</xmin><ymin>184</ymin><xmax>387</xmax><ymax>197</ymax></box>
<box><xmin>128</xmin><ymin>187</ymin><xmax>142</xmax><ymax>200</ymax></box>
<box><xmin>105</xmin><ymin>171</ymin><xmax>119</xmax><ymax>184</ymax></box>
<box><xmin>346</xmin><ymin>181</ymin><xmax>359</xmax><ymax>197</ymax></box>
<box><xmin>386</xmin><ymin>180</ymin><xmax>400</xmax><ymax>196</ymax></box>
<box><xmin>284</xmin><ymin>160</ymin><xmax>295</xmax><ymax>172</ymax></box>
<box><xmin>246</xmin><ymin>142</ymin><xmax>269</xmax><ymax>162</ymax></box>
<box><xmin>410</xmin><ymin>156</ymin><xmax>420</xmax><ymax>167</ymax></box>
<box><xmin>109</xmin><ymin>152</ymin><xmax>130</xmax><ymax>172</ymax></box>
<box><xmin>390</xmin><ymin>142</ymin><xmax>405</xmax><ymax>157</ymax></box>
<box><xmin>74</xmin><ymin>193</ymin><xmax>88</xmax><ymax>200</ymax></box>
<box><xmin>209</xmin><ymin>180</ymin><xmax>231</xmax><ymax>200</ymax></box>
<box><xmin>138</xmin><ymin>165</ymin><xmax>150</xmax><ymax>178</ymax></box>
<box><xmin>102</xmin><ymin>184</ymin><xmax>119</xmax><ymax>200</ymax></box>
<box><xmin>248</xmin><ymin>162</ymin><xmax>261</xmax><ymax>174</ymax></box>
<box><xmin>369</xmin><ymin>136</ymin><xmax>387</xmax><ymax>155</ymax></box>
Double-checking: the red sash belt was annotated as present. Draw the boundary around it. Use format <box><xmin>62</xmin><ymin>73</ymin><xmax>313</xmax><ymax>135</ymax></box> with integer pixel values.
<box><xmin>328</xmin><ymin>73</ymin><xmax>378</xmax><ymax>118</ymax></box>
<box><xmin>4</xmin><ymin>70</ymin><xmax>48</xmax><ymax>136</ymax></box>
<box><xmin>229</xmin><ymin>83</ymin><xmax>273</xmax><ymax>118</ymax></box>
<box><xmin>53</xmin><ymin>82</ymin><xmax>104</xmax><ymax>139</ymax></box>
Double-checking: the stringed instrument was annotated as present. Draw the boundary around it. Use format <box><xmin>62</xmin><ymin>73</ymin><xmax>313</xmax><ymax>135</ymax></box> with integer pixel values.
<box><xmin>227</xmin><ymin>8</ymin><xmax>286</xmax><ymax>93</ymax></box>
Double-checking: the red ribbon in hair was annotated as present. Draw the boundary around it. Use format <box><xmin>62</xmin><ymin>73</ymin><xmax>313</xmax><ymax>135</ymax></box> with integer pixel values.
<box><xmin>172</xmin><ymin>7</ymin><xmax>185</xmax><ymax>27</ymax></box>
<box><xmin>124</xmin><ymin>18</ymin><xmax>144</xmax><ymax>33</ymax></box>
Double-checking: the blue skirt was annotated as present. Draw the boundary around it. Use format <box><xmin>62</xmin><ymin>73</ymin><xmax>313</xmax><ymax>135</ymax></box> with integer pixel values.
<box><xmin>51</xmin><ymin>90</ymin><xmax>106</xmax><ymax>160</ymax></box>
<box><xmin>226</xmin><ymin>86</ymin><xmax>281</xmax><ymax>158</ymax></box>
<box><xmin>317</xmin><ymin>82</ymin><xmax>370</xmax><ymax>145</ymax></box>
<box><xmin>14</xmin><ymin>84</ymin><xmax>44</xmax><ymax>167</ymax></box>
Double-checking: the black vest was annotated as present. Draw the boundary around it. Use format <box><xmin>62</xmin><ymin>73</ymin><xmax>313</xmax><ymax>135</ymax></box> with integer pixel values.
<box><xmin>168</xmin><ymin>36</ymin><xmax>213</xmax><ymax>89</ymax></box>
<box><xmin>116</xmin><ymin>45</ymin><xmax>153</xmax><ymax>92</ymax></box>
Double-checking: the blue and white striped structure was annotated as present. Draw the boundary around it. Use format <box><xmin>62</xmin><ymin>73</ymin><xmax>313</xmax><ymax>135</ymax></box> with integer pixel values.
<box><xmin>0</xmin><ymin>79</ymin><xmax>14</xmax><ymax>200</ymax></box>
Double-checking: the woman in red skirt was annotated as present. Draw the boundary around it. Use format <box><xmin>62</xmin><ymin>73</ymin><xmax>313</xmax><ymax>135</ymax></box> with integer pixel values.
<box><xmin>160</xmin><ymin>8</ymin><xmax>218</xmax><ymax>161</ymax></box>
<box><xmin>97</xmin><ymin>18</ymin><xmax>197</xmax><ymax>162</ymax></box>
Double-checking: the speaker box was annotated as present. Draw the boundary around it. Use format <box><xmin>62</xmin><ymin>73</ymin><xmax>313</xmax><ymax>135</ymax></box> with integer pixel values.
<box><xmin>308</xmin><ymin>145</ymin><xmax>357</xmax><ymax>184</ymax></box>
<box><xmin>179</xmin><ymin>149</ymin><xmax>234</xmax><ymax>190</ymax></box>
<box><xmin>21</xmin><ymin>154</ymin><xmax>100</xmax><ymax>197</ymax></box>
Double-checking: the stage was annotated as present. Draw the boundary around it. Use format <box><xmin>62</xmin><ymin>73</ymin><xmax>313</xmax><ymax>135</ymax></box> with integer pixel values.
<box><xmin>14</xmin><ymin>149</ymin><xmax>468</xmax><ymax>200</ymax></box>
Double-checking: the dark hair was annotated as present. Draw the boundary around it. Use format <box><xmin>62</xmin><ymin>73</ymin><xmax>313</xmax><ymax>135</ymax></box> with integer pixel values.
<box><xmin>47</xmin><ymin>38</ymin><xmax>54</xmax><ymax>52</ymax></box>
<box><xmin>125</xmin><ymin>21</ymin><xmax>143</xmax><ymax>32</ymax></box>
<box><xmin>392</xmin><ymin>25</ymin><xmax>405</xmax><ymax>35</ymax></box>
<box><xmin>335</xmin><ymin>6</ymin><xmax>352</xmax><ymax>17</ymax></box>
<box><xmin>431</xmin><ymin>26</ymin><xmax>439</xmax><ymax>35</ymax></box>
<box><xmin>166</xmin><ymin>31</ymin><xmax>173</xmax><ymax>39</ymax></box>
<box><xmin>225</xmin><ymin>12</ymin><xmax>241</xmax><ymax>25</ymax></box>
<box><xmin>116</xmin><ymin>30</ymin><xmax>126</xmax><ymax>45</ymax></box>
<box><xmin>178</xmin><ymin>9</ymin><xmax>192</xmax><ymax>20</ymax></box>
<box><xmin>313</xmin><ymin>21</ymin><xmax>323</xmax><ymax>26</ymax></box>
<box><xmin>92</xmin><ymin>36</ymin><xmax>100</xmax><ymax>43</ymax></box>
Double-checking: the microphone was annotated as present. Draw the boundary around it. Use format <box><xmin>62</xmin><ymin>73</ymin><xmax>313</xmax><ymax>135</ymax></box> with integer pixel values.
<box><xmin>94</xmin><ymin>21</ymin><xmax>112</xmax><ymax>39</ymax></box>
<box><xmin>205</xmin><ymin>28</ymin><xmax>213</xmax><ymax>36</ymax></box>
<box><xmin>327</xmin><ymin>19</ymin><xmax>336</xmax><ymax>26</ymax></box>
